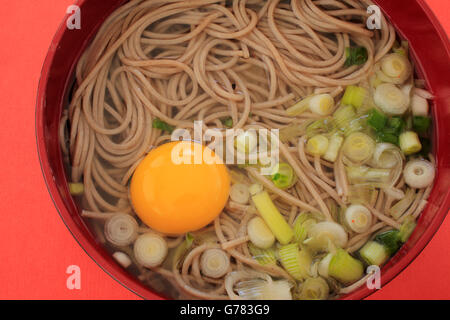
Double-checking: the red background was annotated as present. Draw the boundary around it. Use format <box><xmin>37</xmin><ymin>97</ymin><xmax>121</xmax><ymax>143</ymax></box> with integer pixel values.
<box><xmin>0</xmin><ymin>0</ymin><xmax>449</xmax><ymax>300</ymax></box>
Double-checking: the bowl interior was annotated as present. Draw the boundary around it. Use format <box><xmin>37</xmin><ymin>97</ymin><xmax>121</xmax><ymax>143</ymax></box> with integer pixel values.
<box><xmin>36</xmin><ymin>0</ymin><xmax>450</xmax><ymax>300</ymax></box>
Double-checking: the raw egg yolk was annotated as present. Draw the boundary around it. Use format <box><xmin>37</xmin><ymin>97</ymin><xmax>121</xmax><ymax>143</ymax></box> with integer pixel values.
<box><xmin>130</xmin><ymin>141</ymin><xmax>230</xmax><ymax>235</ymax></box>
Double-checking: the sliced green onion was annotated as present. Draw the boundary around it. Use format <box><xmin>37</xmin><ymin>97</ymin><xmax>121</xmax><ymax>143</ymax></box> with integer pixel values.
<box><xmin>200</xmin><ymin>248</ymin><xmax>230</xmax><ymax>278</ymax></box>
<box><xmin>359</xmin><ymin>241</ymin><xmax>390</xmax><ymax>266</ymax></box>
<box><xmin>323</xmin><ymin>134</ymin><xmax>344</xmax><ymax>163</ymax></box>
<box><xmin>306</xmin><ymin>118</ymin><xmax>334</xmax><ymax>138</ymax></box>
<box><xmin>374</xmin><ymin>83</ymin><xmax>409</xmax><ymax>115</ymax></box>
<box><xmin>278</xmin><ymin>243</ymin><xmax>311</xmax><ymax>281</ymax></box>
<box><xmin>386</xmin><ymin>116</ymin><xmax>406</xmax><ymax>135</ymax></box>
<box><xmin>298</xmin><ymin>277</ymin><xmax>329</xmax><ymax>300</ymax></box>
<box><xmin>318</xmin><ymin>253</ymin><xmax>333</xmax><ymax>278</ymax></box>
<box><xmin>367</xmin><ymin>108</ymin><xmax>388</xmax><ymax>132</ymax></box>
<box><xmin>308</xmin><ymin>94</ymin><xmax>335</xmax><ymax>116</ymax></box>
<box><xmin>344</xmin><ymin>204</ymin><xmax>373</xmax><ymax>233</ymax></box>
<box><xmin>270</xmin><ymin>162</ymin><xmax>296</xmax><ymax>189</ymax></box>
<box><xmin>234</xmin><ymin>277</ymin><xmax>293</xmax><ymax>300</ymax></box>
<box><xmin>247</xmin><ymin>217</ymin><xmax>276</xmax><ymax>249</ymax></box>
<box><xmin>399</xmin><ymin>216</ymin><xmax>417</xmax><ymax>243</ymax></box>
<box><xmin>69</xmin><ymin>183</ymin><xmax>84</xmax><ymax>196</ymax></box>
<box><xmin>380</xmin><ymin>53</ymin><xmax>412</xmax><ymax>85</ymax></box>
<box><xmin>342</xmin><ymin>132</ymin><xmax>376</xmax><ymax>164</ymax></box>
<box><xmin>399</xmin><ymin>131</ymin><xmax>422</xmax><ymax>155</ymax></box>
<box><xmin>411</xmin><ymin>94</ymin><xmax>429</xmax><ymax>116</ymax></box>
<box><xmin>293</xmin><ymin>213</ymin><xmax>317</xmax><ymax>244</ymax></box>
<box><xmin>134</xmin><ymin>233</ymin><xmax>168</xmax><ymax>268</ymax></box>
<box><xmin>230</xmin><ymin>183</ymin><xmax>250</xmax><ymax>204</ymax></box>
<box><xmin>104</xmin><ymin>214</ymin><xmax>139</xmax><ymax>247</ymax></box>
<box><xmin>305</xmin><ymin>221</ymin><xmax>348</xmax><ymax>251</ymax></box>
<box><xmin>376</xmin><ymin>131</ymin><xmax>399</xmax><ymax>145</ymax></box>
<box><xmin>306</xmin><ymin>135</ymin><xmax>329</xmax><ymax>156</ymax></box>
<box><xmin>248</xmin><ymin>243</ymin><xmax>277</xmax><ymax>265</ymax></box>
<box><xmin>328</xmin><ymin>248</ymin><xmax>364</xmax><ymax>285</ymax></box>
<box><xmin>333</xmin><ymin>105</ymin><xmax>357</xmax><ymax>130</ymax></box>
<box><xmin>374</xmin><ymin>230</ymin><xmax>401</xmax><ymax>256</ymax></box>
<box><xmin>152</xmin><ymin>118</ymin><xmax>175</xmax><ymax>133</ymax></box>
<box><xmin>286</xmin><ymin>96</ymin><xmax>314</xmax><ymax>116</ymax></box>
<box><xmin>371</xmin><ymin>143</ymin><xmax>404</xmax><ymax>169</ymax></box>
<box><xmin>341</xmin><ymin>85</ymin><xmax>367</xmax><ymax>109</ymax></box>
<box><xmin>346</xmin><ymin>166</ymin><xmax>391</xmax><ymax>184</ymax></box>
<box><xmin>221</xmin><ymin>117</ymin><xmax>233</xmax><ymax>128</ymax></box>
<box><xmin>412</xmin><ymin>116</ymin><xmax>431</xmax><ymax>134</ymax></box>
<box><xmin>286</xmin><ymin>94</ymin><xmax>335</xmax><ymax>116</ymax></box>
<box><xmin>403</xmin><ymin>159</ymin><xmax>435</xmax><ymax>188</ymax></box>
<box><xmin>250</xmin><ymin>185</ymin><xmax>294</xmax><ymax>245</ymax></box>
<box><xmin>345</xmin><ymin>46</ymin><xmax>368</xmax><ymax>67</ymax></box>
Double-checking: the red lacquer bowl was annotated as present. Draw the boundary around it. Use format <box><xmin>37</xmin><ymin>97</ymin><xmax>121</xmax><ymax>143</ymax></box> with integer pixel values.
<box><xmin>36</xmin><ymin>0</ymin><xmax>450</xmax><ymax>300</ymax></box>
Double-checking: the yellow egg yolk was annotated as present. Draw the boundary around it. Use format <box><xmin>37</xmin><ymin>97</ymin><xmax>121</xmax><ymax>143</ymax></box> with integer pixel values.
<box><xmin>130</xmin><ymin>141</ymin><xmax>230</xmax><ymax>235</ymax></box>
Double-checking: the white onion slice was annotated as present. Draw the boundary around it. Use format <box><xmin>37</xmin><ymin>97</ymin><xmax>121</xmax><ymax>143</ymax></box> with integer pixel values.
<box><xmin>133</xmin><ymin>233</ymin><xmax>168</xmax><ymax>268</ymax></box>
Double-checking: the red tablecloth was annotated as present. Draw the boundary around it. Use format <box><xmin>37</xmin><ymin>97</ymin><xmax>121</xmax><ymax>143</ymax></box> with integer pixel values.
<box><xmin>0</xmin><ymin>0</ymin><xmax>449</xmax><ymax>299</ymax></box>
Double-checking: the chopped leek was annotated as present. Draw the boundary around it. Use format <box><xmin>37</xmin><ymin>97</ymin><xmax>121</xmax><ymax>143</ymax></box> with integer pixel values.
<box><xmin>345</xmin><ymin>46</ymin><xmax>368</xmax><ymax>67</ymax></box>
<box><xmin>344</xmin><ymin>204</ymin><xmax>373</xmax><ymax>233</ymax></box>
<box><xmin>374</xmin><ymin>230</ymin><xmax>401</xmax><ymax>256</ymax></box>
<box><xmin>374</xmin><ymin>83</ymin><xmax>409</xmax><ymax>115</ymax></box>
<box><xmin>376</xmin><ymin>131</ymin><xmax>398</xmax><ymax>145</ymax></box>
<box><xmin>306</xmin><ymin>118</ymin><xmax>334</xmax><ymax>138</ymax></box>
<box><xmin>286</xmin><ymin>96</ymin><xmax>314</xmax><ymax>116</ymax></box>
<box><xmin>104</xmin><ymin>214</ymin><xmax>139</xmax><ymax>247</ymax></box>
<box><xmin>308</xmin><ymin>94</ymin><xmax>335</xmax><ymax>116</ymax></box>
<box><xmin>234</xmin><ymin>277</ymin><xmax>293</xmax><ymax>300</ymax></box>
<box><xmin>323</xmin><ymin>134</ymin><xmax>344</xmax><ymax>163</ymax></box>
<box><xmin>328</xmin><ymin>248</ymin><xmax>364</xmax><ymax>284</ymax></box>
<box><xmin>318</xmin><ymin>253</ymin><xmax>333</xmax><ymax>278</ymax></box>
<box><xmin>248</xmin><ymin>243</ymin><xmax>277</xmax><ymax>265</ymax></box>
<box><xmin>250</xmin><ymin>185</ymin><xmax>294</xmax><ymax>245</ymax></box>
<box><xmin>333</xmin><ymin>105</ymin><xmax>356</xmax><ymax>130</ymax></box>
<box><xmin>134</xmin><ymin>233</ymin><xmax>168</xmax><ymax>268</ymax></box>
<box><xmin>386</xmin><ymin>116</ymin><xmax>406</xmax><ymax>135</ymax></box>
<box><xmin>403</xmin><ymin>159</ymin><xmax>435</xmax><ymax>188</ymax></box>
<box><xmin>278</xmin><ymin>243</ymin><xmax>311</xmax><ymax>280</ymax></box>
<box><xmin>346</xmin><ymin>166</ymin><xmax>391</xmax><ymax>184</ymax></box>
<box><xmin>305</xmin><ymin>221</ymin><xmax>348</xmax><ymax>251</ymax></box>
<box><xmin>399</xmin><ymin>131</ymin><xmax>422</xmax><ymax>155</ymax></box>
<box><xmin>306</xmin><ymin>135</ymin><xmax>329</xmax><ymax>156</ymax></box>
<box><xmin>247</xmin><ymin>217</ymin><xmax>276</xmax><ymax>249</ymax></box>
<box><xmin>371</xmin><ymin>143</ymin><xmax>404</xmax><ymax>169</ymax></box>
<box><xmin>380</xmin><ymin>53</ymin><xmax>412</xmax><ymax>85</ymax></box>
<box><xmin>230</xmin><ymin>183</ymin><xmax>250</xmax><ymax>204</ymax></box>
<box><xmin>200</xmin><ymin>248</ymin><xmax>230</xmax><ymax>278</ymax></box>
<box><xmin>293</xmin><ymin>213</ymin><xmax>317</xmax><ymax>243</ymax></box>
<box><xmin>359</xmin><ymin>241</ymin><xmax>390</xmax><ymax>266</ymax></box>
<box><xmin>69</xmin><ymin>182</ymin><xmax>84</xmax><ymax>196</ymax></box>
<box><xmin>286</xmin><ymin>94</ymin><xmax>335</xmax><ymax>116</ymax></box>
<box><xmin>341</xmin><ymin>85</ymin><xmax>367</xmax><ymax>109</ymax></box>
<box><xmin>270</xmin><ymin>162</ymin><xmax>296</xmax><ymax>189</ymax></box>
<box><xmin>399</xmin><ymin>217</ymin><xmax>417</xmax><ymax>242</ymax></box>
<box><xmin>298</xmin><ymin>277</ymin><xmax>329</xmax><ymax>300</ymax></box>
<box><xmin>412</xmin><ymin>116</ymin><xmax>431</xmax><ymax>134</ymax></box>
<box><xmin>411</xmin><ymin>94</ymin><xmax>429</xmax><ymax>116</ymax></box>
<box><xmin>342</xmin><ymin>132</ymin><xmax>375</xmax><ymax>164</ymax></box>
<box><xmin>152</xmin><ymin>118</ymin><xmax>175</xmax><ymax>133</ymax></box>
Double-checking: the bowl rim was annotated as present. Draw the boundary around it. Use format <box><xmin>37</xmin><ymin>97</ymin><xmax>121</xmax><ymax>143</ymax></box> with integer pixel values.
<box><xmin>36</xmin><ymin>0</ymin><xmax>450</xmax><ymax>300</ymax></box>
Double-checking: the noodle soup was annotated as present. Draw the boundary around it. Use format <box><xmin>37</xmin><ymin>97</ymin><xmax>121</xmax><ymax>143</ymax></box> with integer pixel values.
<box><xmin>60</xmin><ymin>0</ymin><xmax>435</xmax><ymax>300</ymax></box>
